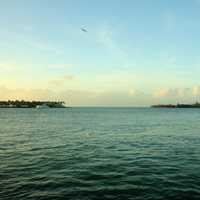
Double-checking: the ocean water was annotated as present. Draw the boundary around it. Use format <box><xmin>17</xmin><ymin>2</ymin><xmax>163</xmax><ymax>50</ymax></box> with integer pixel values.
<box><xmin>0</xmin><ymin>108</ymin><xmax>200</xmax><ymax>200</ymax></box>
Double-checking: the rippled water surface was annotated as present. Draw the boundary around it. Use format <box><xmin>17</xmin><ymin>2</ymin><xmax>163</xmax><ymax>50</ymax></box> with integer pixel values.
<box><xmin>1</xmin><ymin>108</ymin><xmax>200</xmax><ymax>200</ymax></box>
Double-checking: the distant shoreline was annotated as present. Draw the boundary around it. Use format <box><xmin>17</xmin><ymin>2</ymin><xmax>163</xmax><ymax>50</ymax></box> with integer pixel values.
<box><xmin>0</xmin><ymin>100</ymin><xmax>67</xmax><ymax>108</ymax></box>
<box><xmin>151</xmin><ymin>102</ymin><xmax>200</xmax><ymax>108</ymax></box>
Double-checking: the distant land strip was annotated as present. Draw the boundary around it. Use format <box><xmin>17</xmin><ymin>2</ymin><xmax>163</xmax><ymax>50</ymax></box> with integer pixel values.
<box><xmin>0</xmin><ymin>100</ymin><xmax>66</xmax><ymax>108</ymax></box>
<box><xmin>151</xmin><ymin>102</ymin><xmax>200</xmax><ymax>108</ymax></box>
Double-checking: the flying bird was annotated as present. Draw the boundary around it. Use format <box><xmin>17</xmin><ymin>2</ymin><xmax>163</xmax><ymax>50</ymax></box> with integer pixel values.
<box><xmin>81</xmin><ymin>28</ymin><xmax>88</xmax><ymax>32</ymax></box>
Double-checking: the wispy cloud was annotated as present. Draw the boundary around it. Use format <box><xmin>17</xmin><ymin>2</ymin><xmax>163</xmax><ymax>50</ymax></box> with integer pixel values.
<box><xmin>96</xmin><ymin>23</ymin><xmax>128</xmax><ymax>66</ymax></box>
<box><xmin>46</xmin><ymin>64</ymin><xmax>74</xmax><ymax>70</ymax></box>
<box><xmin>23</xmin><ymin>39</ymin><xmax>62</xmax><ymax>54</ymax></box>
<box><xmin>49</xmin><ymin>75</ymin><xmax>75</xmax><ymax>86</ymax></box>
<box><xmin>0</xmin><ymin>85</ymin><xmax>59</xmax><ymax>101</ymax></box>
<box><xmin>0</xmin><ymin>26</ymin><xmax>63</xmax><ymax>55</ymax></box>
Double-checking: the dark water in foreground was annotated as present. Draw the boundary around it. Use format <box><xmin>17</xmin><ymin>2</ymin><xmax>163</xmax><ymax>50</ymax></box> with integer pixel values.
<box><xmin>0</xmin><ymin>108</ymin><xmax>200</xmax><ymax>200</ymax></box>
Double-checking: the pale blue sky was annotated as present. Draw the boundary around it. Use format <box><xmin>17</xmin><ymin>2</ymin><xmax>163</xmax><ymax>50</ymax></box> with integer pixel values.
<box><xmin>1</xmin><ymin>0</ymin><xmax>200</xmax><ymax>106</ymax></box>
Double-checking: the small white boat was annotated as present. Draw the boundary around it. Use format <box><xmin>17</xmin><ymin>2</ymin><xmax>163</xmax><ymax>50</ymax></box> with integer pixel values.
<box><xmin>36</xmin><ymin>104</ymin><xmax>49</xmax><ymax>109</ymax></box>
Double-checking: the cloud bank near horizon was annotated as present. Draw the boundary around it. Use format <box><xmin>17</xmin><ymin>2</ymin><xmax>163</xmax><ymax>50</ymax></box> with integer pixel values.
<box><xmin>1</xmin><ymin>84</ymin><xmax>200</xmax><ymax>106</ymax></box>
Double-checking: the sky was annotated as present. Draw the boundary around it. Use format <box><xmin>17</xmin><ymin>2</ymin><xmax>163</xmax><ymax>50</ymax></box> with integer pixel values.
<box><xmin>1</xmin><ymin>0</ymin><xmax>200</xmax><ymax>106</ymax></box>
